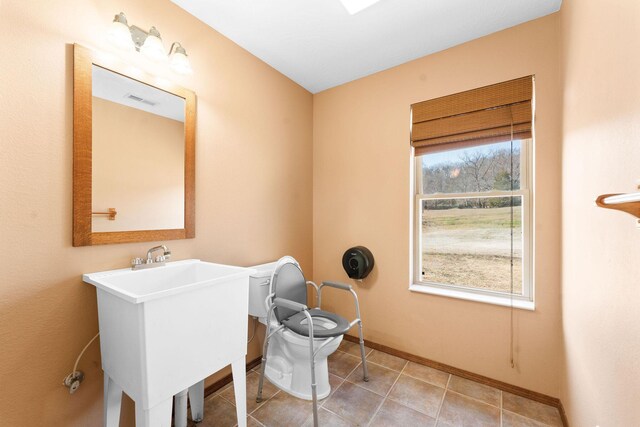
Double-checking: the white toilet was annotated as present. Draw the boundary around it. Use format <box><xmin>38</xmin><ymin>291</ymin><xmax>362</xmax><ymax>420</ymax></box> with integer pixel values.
<box><xmin>248</xmin><ymin>261</ymin><xmax>343</xmax><ymax>400</ymax></box>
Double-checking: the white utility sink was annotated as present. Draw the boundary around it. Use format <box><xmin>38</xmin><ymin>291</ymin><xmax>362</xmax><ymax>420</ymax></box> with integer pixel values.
<box><xmin>83</xmin><ymin>259</ymin><xmax>256</xmax><ymax>427</ymax></box>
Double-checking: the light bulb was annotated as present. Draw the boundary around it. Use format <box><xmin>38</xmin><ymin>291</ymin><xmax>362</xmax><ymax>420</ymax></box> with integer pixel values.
<box><xmin>108</xmin><ymin>12</ymin><xmax>134</xmax><ymax>51</ymax></box>
<box><xmin>140</xmin><ymin>27</ymin><xmax>167</xmax><ymax>62</ymax></box>
<box><xmin>169</xmin><ymin>43</ymin><xmax>193</xmax><ymax>75</ymax></box>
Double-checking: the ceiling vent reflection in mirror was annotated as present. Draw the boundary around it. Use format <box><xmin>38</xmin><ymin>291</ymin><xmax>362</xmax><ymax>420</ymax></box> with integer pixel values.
<box><xmin>126</xmin><ymin>94</ymin><xmax>158</xmax><ymax>106</ymax></box>
<box><xmin>107</xmin><ymin>12</ymin><xmax>193</xmax><ymax>75</ymax></box>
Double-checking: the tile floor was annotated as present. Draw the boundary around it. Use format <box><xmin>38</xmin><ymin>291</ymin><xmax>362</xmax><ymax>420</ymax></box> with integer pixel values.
<box><xmin>188</xmin><ymin>341</ymin><xmax>563</xmax><ymax>427</ymax></box>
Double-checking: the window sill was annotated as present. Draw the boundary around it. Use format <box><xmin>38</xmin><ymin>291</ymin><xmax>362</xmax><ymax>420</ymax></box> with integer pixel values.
<box><xmin>409</xmin><ymin>283</ymin><xmax>535</xmax><ymax>311</ymax></box>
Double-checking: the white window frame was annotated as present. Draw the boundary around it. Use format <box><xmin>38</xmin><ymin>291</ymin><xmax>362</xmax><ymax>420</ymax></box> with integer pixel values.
<box><xmin>409</xmin><ymin>139</ymin><xmax>535</xmax><ymax>310</ymax></box>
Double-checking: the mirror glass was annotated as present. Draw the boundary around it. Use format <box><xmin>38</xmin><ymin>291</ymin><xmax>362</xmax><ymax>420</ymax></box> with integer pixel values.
<box><xmin>91</xmin><ymin>65</ymin><xmax>185</xmax><ymax>232</ymax></box>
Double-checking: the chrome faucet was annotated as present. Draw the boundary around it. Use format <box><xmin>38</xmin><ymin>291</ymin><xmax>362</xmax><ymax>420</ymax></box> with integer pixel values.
<box><xmin>147</xmin><ymin>245</ymin><xmax>171</xmax><ymax>263</ymax></box>
<box><xmin>131</xmin><ymin>245</ymin><xmax>171</xmax><ymax>270</ymax></box>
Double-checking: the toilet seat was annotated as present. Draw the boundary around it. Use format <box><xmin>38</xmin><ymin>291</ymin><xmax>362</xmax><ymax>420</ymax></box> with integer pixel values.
<box><xmin>282</xmin><ymin>309</ymin><xmax>350</xmax><ymax>338</ymax></box>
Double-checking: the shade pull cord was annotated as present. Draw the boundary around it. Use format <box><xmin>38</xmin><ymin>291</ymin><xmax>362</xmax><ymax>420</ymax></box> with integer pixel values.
<box><xmin>509</xmin><ymin>109</ymin><xmax>515</xmax><ymax>370</ymax></box>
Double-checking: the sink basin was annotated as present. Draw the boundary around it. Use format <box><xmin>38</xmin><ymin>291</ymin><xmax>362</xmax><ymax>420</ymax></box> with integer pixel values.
<box><xmin>83</xmin><ymin>259</ymin><xmax>256</xmax><ymax>427</ymax></box>
<box><xmin>84</xmin><ymin>259</ymin><xmax>254</xmax><ymax>304</ymax></box>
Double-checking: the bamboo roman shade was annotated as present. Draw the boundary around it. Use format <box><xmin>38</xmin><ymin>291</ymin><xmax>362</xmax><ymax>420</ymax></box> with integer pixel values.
<box><xmin>410</xmin><ymin>76</ymin><xmax>533</xmax><ymax>155</ymax></box>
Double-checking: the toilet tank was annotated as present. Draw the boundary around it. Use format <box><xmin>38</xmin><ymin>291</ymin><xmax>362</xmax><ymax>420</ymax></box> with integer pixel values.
<box><xmin>248</xmin><ymin>261</ymin><xmax>278</xmax><ymax>318</ymax></box>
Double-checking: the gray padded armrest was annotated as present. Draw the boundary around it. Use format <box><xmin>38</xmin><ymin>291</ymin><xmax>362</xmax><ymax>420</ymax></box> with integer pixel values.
<box><xmin>321</xmin><ymin>281</ymin><xmax>352</xmax><ymax>291</ymax></box>
<box><xmin>273</xmin><ymin>297</ymin><xmax>308</xmax><ymax>312</ymax></box>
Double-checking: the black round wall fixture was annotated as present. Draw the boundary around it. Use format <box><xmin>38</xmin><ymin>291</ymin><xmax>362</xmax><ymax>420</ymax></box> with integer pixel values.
<box><xmin>342</xmin><ymin>246</ymin><xmax>374</xmax><ymax>279</ymax></box>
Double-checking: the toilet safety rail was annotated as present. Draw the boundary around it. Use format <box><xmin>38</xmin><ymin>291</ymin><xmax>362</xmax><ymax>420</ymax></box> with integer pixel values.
<box><xmin>258</xmin><ymin>280</ymin><xmax>368</xmax><ymax>427</ymax></box>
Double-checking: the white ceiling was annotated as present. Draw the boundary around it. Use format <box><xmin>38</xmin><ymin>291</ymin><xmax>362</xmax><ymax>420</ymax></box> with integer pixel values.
<box><xmin>171</xmin><ymin>0</ymin><xmax>562</xmax><ymax>93</ymax></box>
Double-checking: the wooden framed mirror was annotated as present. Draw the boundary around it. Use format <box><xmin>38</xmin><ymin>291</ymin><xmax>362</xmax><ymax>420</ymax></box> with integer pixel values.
<box><xmin>73</xmin><ymin>44</ymin><xmax>195</xmax><ymax>246</ymax></box>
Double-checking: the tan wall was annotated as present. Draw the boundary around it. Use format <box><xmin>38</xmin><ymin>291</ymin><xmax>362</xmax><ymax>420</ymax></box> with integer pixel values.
<box><xmin>560</xmin><ymin>0</ymin><xmax>640</xmax><ymax>424</ymax></box>
<box><xmin>92</xmin><ymin>97</ymin><xmax>185</xmax><ymax>232</ymax></box>
<box><xmin>0</xmin><ymin>0</ymin><xmax>312</xmax><ymax>425</ymax></box>
<box><xmin>313</xmin><ymin>14</ymin><xmax>563</xmax><ymax>396</ymax></box>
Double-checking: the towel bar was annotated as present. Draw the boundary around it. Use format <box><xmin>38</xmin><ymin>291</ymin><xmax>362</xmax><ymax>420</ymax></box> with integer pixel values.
<box><xmin>91</xmin><ymin>208</ymin><xmax>117</xmax><ymax>220</ymax></box>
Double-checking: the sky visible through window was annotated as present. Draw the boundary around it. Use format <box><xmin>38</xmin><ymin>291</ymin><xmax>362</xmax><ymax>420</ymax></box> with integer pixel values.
<box><xmin>422</xmin><ymin>140</ymin><xmax>520</xmax><ymax>168</ymax></box>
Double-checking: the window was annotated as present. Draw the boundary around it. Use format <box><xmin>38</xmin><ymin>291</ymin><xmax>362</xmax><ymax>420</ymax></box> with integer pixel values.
<box><xmin>409</xmin><ymin>77</ymin><xmax>534</xmax><ymax>309</ymax></box>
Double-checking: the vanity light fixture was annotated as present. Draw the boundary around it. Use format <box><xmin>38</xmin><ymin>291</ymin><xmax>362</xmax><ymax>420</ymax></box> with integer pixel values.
<box><xmin>139</xmin><ymin>27</ymin><xmax>167</xmax><ymax>62</ymax></box>
<box><xmin>108</xmin><ymin>13</ymin><xmax>135</xmax><ymax>51</ymax></box>
<box><xmin>108</xmin><ymin>12</ymin><xmax>193</xmax><ymax>74</ymax></box>
<box><xmin>168</xmin><ymin>43</ymin><xmax>193</xmax><ymax>75</ymax></box>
